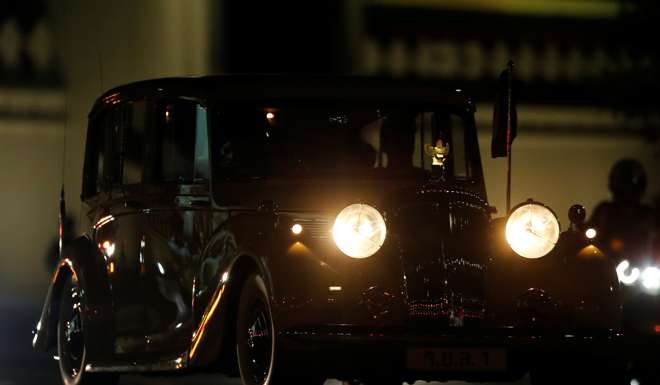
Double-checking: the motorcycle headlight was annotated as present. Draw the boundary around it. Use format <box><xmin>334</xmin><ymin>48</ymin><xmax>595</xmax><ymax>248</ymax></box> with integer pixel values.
<box><xmin>616</xmin><ymin>260</ymin><xmax>640</xmax><ymax>285</ymax></box>
<box><xmin>642</xmin><ymin>266</ymin><xmax>660</xmax><ymax>291</ymax></box>
<box><xmin>615</xmin><ymin>260</ymin><xmax>660</xmax><ymax>293</ymax></box>
<box><xmin>332</xmin><ymin>203</ymin><xmax>386</xmax><ymax>259</ymax></box>
<box><xmin>505</xmin><ymin>201</ymin><xmax>560</xmax><ymax>259</ymax></box>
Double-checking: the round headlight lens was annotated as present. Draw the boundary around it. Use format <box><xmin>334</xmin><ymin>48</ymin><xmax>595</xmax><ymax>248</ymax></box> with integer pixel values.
<box><xmin>505</xmin><ymin>201</ymin><xmax>560</xmax><ymax>259</ymax></box>
<box><xmin>332</xmin><ymin>204</ymin><xmax>386</xmax><ymax>259</ymax></box>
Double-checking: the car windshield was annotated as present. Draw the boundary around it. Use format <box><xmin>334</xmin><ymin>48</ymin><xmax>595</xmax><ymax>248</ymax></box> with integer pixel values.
<box><xmin>211</xmin><ymin>103</ymin><xmax>477</xmax><ymax>180</ymax></box>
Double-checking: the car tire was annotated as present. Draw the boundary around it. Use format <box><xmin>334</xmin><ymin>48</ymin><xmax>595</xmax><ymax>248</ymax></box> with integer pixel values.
<box><xmin>236</xmin><ymin>273</ymin><xmax>324</xmax><ymax>385</ymax></box>
<box><xmin>57</xmin><ymin>277</ymin><xmax>118</xmax><ymax>385</ymax></box>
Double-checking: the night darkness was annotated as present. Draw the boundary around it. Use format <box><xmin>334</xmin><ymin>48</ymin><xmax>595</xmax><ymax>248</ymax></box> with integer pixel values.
<box><xmin>1</xmin><ymin>1</ymin><xmax>659</xmax><ymax>385</ymax></box>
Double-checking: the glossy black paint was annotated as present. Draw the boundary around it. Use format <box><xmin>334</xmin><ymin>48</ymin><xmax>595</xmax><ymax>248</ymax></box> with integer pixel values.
<box><xmin>32</xmin><ymin>76</ymin><xmax>627</xmax><ymax>383</ymax></box>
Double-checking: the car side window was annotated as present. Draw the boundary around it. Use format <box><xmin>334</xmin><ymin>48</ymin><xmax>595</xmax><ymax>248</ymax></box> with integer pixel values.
<box><xmin>149</xmin><ymin>100</ymin><xmax>209</xmax><ymax>184</ymax></box>
<box><xmin>122</xmin><ymin>100</ymin><xmax>147</xmax><ymax>186</ymax></box>
<box><xmin>83</xmin><ymin>100</ymin><xmax>150</xmax><ymax>198</ymax></box>
<box><xmin>83</xmin><ymin>106</ymin><xmax>121</xmax><ymax>197</ymax></box>
<box><xmin>194</xmin><ymin>105</ymin><xmax>210</xmax><ymax>181</ymax></box>
<box><xmin>104</xmin><ymin>107</ymin><xmax>122</xmax><ymax>187</ymax></box>
<box><xmin>88</xmin><ymin>113</ymin><xmax>105</xmax><ymax>196</ymax></box>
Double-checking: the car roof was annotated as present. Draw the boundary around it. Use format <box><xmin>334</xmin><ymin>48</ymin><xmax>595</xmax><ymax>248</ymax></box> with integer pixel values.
<box><xmin>90</xmin><ymin>75</ymin><xmax>475</xmax><ymax>118</ymax></box>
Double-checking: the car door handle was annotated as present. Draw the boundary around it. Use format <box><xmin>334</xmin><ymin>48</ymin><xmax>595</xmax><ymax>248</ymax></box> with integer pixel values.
<box><xmin>175</xmin><ymin>196</ymin><xmax>211</xmax><ymax>207</ymax></box>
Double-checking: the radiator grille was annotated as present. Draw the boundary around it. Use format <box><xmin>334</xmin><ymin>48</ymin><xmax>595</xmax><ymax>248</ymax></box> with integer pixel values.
<box><xmin>394</xmin><ymin>192</ymin><xmax>488</xmax><ymax>322</ymax></box>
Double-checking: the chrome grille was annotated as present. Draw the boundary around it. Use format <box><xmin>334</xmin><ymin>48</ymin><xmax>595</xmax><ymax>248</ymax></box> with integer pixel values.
<box><xmin>408</xmin><ymin>299</ymin><xmax>451</xmax><ymax>318</ymax></box>
<box><xmin>394</xmin><ymin>190</ymin><xmax>488</xmax><ymax>322</ymax></box>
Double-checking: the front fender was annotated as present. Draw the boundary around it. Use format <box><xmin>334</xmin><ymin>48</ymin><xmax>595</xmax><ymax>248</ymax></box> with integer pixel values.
<box><xmin>32</xmin><ymin>235</ymin><xmax>112</xmax><ymax>359</ymax></box>
<box><xmin>187</xmin><ymin>252</ymin><xmax>268</xmax><ymax>369</ymax></box>
<box><xmin>487</xmin><ymin>237</ymin><xmax>621</xmax><ymax>330</ymax></box>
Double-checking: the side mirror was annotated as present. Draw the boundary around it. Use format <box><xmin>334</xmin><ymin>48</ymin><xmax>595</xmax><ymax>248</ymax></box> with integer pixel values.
<box><xmin>568</xmin><ymin>204</ymin><xmax>586</xmax><ymax>232</ymax></box>
<box><xmin>491</xmin><ymin>62</ymin><xmax>518</xmax><ymax>158</ymax></box>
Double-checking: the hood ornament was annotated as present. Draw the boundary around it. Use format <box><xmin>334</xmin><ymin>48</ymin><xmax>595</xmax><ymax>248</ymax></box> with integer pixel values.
<box><xmin>424</xmin><ymin>139</ymin><xmax>450</xmax><ymax>167</ymax></box>
<box><xmin>425</xmin><ymin>139</ymin><xmax>450</xmax><ymax>180</ymax></box>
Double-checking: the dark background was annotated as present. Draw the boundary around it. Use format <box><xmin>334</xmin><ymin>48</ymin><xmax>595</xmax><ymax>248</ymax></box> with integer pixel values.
<box><xmin>0</xmin><ymin>1</ymin><xmax>658</xmax><ymax>384</ymax></box>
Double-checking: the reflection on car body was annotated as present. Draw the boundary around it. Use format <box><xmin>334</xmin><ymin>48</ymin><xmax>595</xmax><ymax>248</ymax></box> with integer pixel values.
<box><xmin>31</xmin><ymin>76</ymin><xmax>648</xmax><ymax>385</ymax></box>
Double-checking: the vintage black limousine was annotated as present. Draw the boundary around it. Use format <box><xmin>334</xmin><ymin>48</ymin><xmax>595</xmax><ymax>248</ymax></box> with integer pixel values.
<box><xmin>32</xmin><ymin>76</ymin><xmax>631</xmax><ymax>385</ymax></box>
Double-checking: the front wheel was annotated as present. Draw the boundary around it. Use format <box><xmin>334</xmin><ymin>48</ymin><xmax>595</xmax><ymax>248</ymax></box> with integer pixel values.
<box><xmin>236</xmin><ymin>274</ymin><xmax>323</xmax><ymax>385</ymax></box>
<box><xmin>57</xmin><ymin>277</ymin><xmax>118</xmax><ymax>385</ymax></box>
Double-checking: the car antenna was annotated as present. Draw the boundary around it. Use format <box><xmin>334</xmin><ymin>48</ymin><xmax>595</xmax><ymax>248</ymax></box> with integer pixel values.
<box><xmin>505</xmin><ymin>60</ymin><xmax>514</xmax><ymax>214</ymax></box>
<box><xmin>94</xmin><ymin>28</ymin><xmax>105</xmax><ymax>93</ymax></box>
<box><xmin>59</xmin><ymin>4</ymin><xmax>106</xmax><ymax>253</ymax></box>
<box><xmin>57</xmin><ymin>4</ymin><xmax>77</xmax><ymax>261</ymax></box>
<box><xmin>58</xmin><ymin>186</ymin><xmax>65</xmax><ymax>260</ymax></box>
<box><xmin>59</xmin><ymin>78</ymin><xmax>69</xmax><ymax>261</ymax></box>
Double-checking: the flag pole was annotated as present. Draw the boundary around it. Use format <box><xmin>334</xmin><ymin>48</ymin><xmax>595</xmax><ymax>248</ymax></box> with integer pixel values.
<box><xmin>505</xmin><ymin>60</ymin><xmax>514</xmax><ymax>214</ymax></box>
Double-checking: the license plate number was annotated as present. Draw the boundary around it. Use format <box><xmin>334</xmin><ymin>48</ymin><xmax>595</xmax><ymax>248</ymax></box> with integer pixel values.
<box><xmin>406</xmin><ymin>348</ymin><xmax>506</xmax><ymax>371</ymax></box>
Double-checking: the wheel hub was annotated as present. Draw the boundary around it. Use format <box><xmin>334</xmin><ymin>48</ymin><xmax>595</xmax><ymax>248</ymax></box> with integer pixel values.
<box><xmin>245</xmin><ymin>302</ymin><xmax>272</xmax><ymax>384</ymax></box>
<box><xmin>60</xmin><ymin>287</ymin><xmax>84</xmax><ymax>379</ymax></box>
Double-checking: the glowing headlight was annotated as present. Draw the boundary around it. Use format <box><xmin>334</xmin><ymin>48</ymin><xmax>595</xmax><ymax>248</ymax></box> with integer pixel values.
<box><xmin>616</xmin><ymin>260</ymin><xmax>640</xmax><ymax>285</ymax></box>
<box><xmin>505</xmin><ymin>201</ymin><xmax>560</xmax><ymax>259</ymax></box>
<box><xmin>642</xmin><ymin>267</ymin><xmax>660</xmax><ymax>291</ymax></box>
<box><xmin>332</xmin><ymin>203</ymin><xmax>386</xmax><ymax>259</ymax></box>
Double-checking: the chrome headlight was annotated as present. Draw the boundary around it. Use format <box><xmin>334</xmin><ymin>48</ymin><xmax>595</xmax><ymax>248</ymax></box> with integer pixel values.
<box><xmin>332</xmin><ymin>203</ymin><xmax>386</xmax><ymax>259</ymax></box>
<box><xmin>505</xmin><ymin>201</ymin><xmax>560</xmax><ymax>259</ymax></box>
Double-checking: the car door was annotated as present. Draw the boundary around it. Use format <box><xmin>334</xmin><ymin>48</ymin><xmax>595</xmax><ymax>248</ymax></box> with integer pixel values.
<box><xmin>137</xmin><ymin>98</ymin><xmax>212</xmax><ymax>358</ymax></box>
<box><xmin>85</xmin><ymin>99</ymin><xmax>152</xmax><ymax>358</ymax></box>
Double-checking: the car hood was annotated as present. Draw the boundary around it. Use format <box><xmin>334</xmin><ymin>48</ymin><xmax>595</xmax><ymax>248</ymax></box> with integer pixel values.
<box><xmin>213</xmin><ymin>177</ymin><xmax>486</xmax><ymax>214</ymax></box>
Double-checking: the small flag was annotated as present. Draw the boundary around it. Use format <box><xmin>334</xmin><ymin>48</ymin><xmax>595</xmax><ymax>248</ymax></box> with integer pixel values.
<box><xmin>491</xmin><ymin>64</ymin><xmax>518</xmax><ymax>158</ymax></box>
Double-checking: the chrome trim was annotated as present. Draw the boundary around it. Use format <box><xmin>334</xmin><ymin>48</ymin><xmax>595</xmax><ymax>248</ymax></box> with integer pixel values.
<box><xmin>84</xmin><ymin>355</ymin><xmax>187</xmax><ymax>373</ymax></box>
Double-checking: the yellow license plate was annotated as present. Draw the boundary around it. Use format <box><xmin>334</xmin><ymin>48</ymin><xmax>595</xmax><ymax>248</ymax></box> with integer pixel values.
<box><xmin>406</xmin><ymin>347</ymin><xmax>507</xmax><ymax>371</ymax></box>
